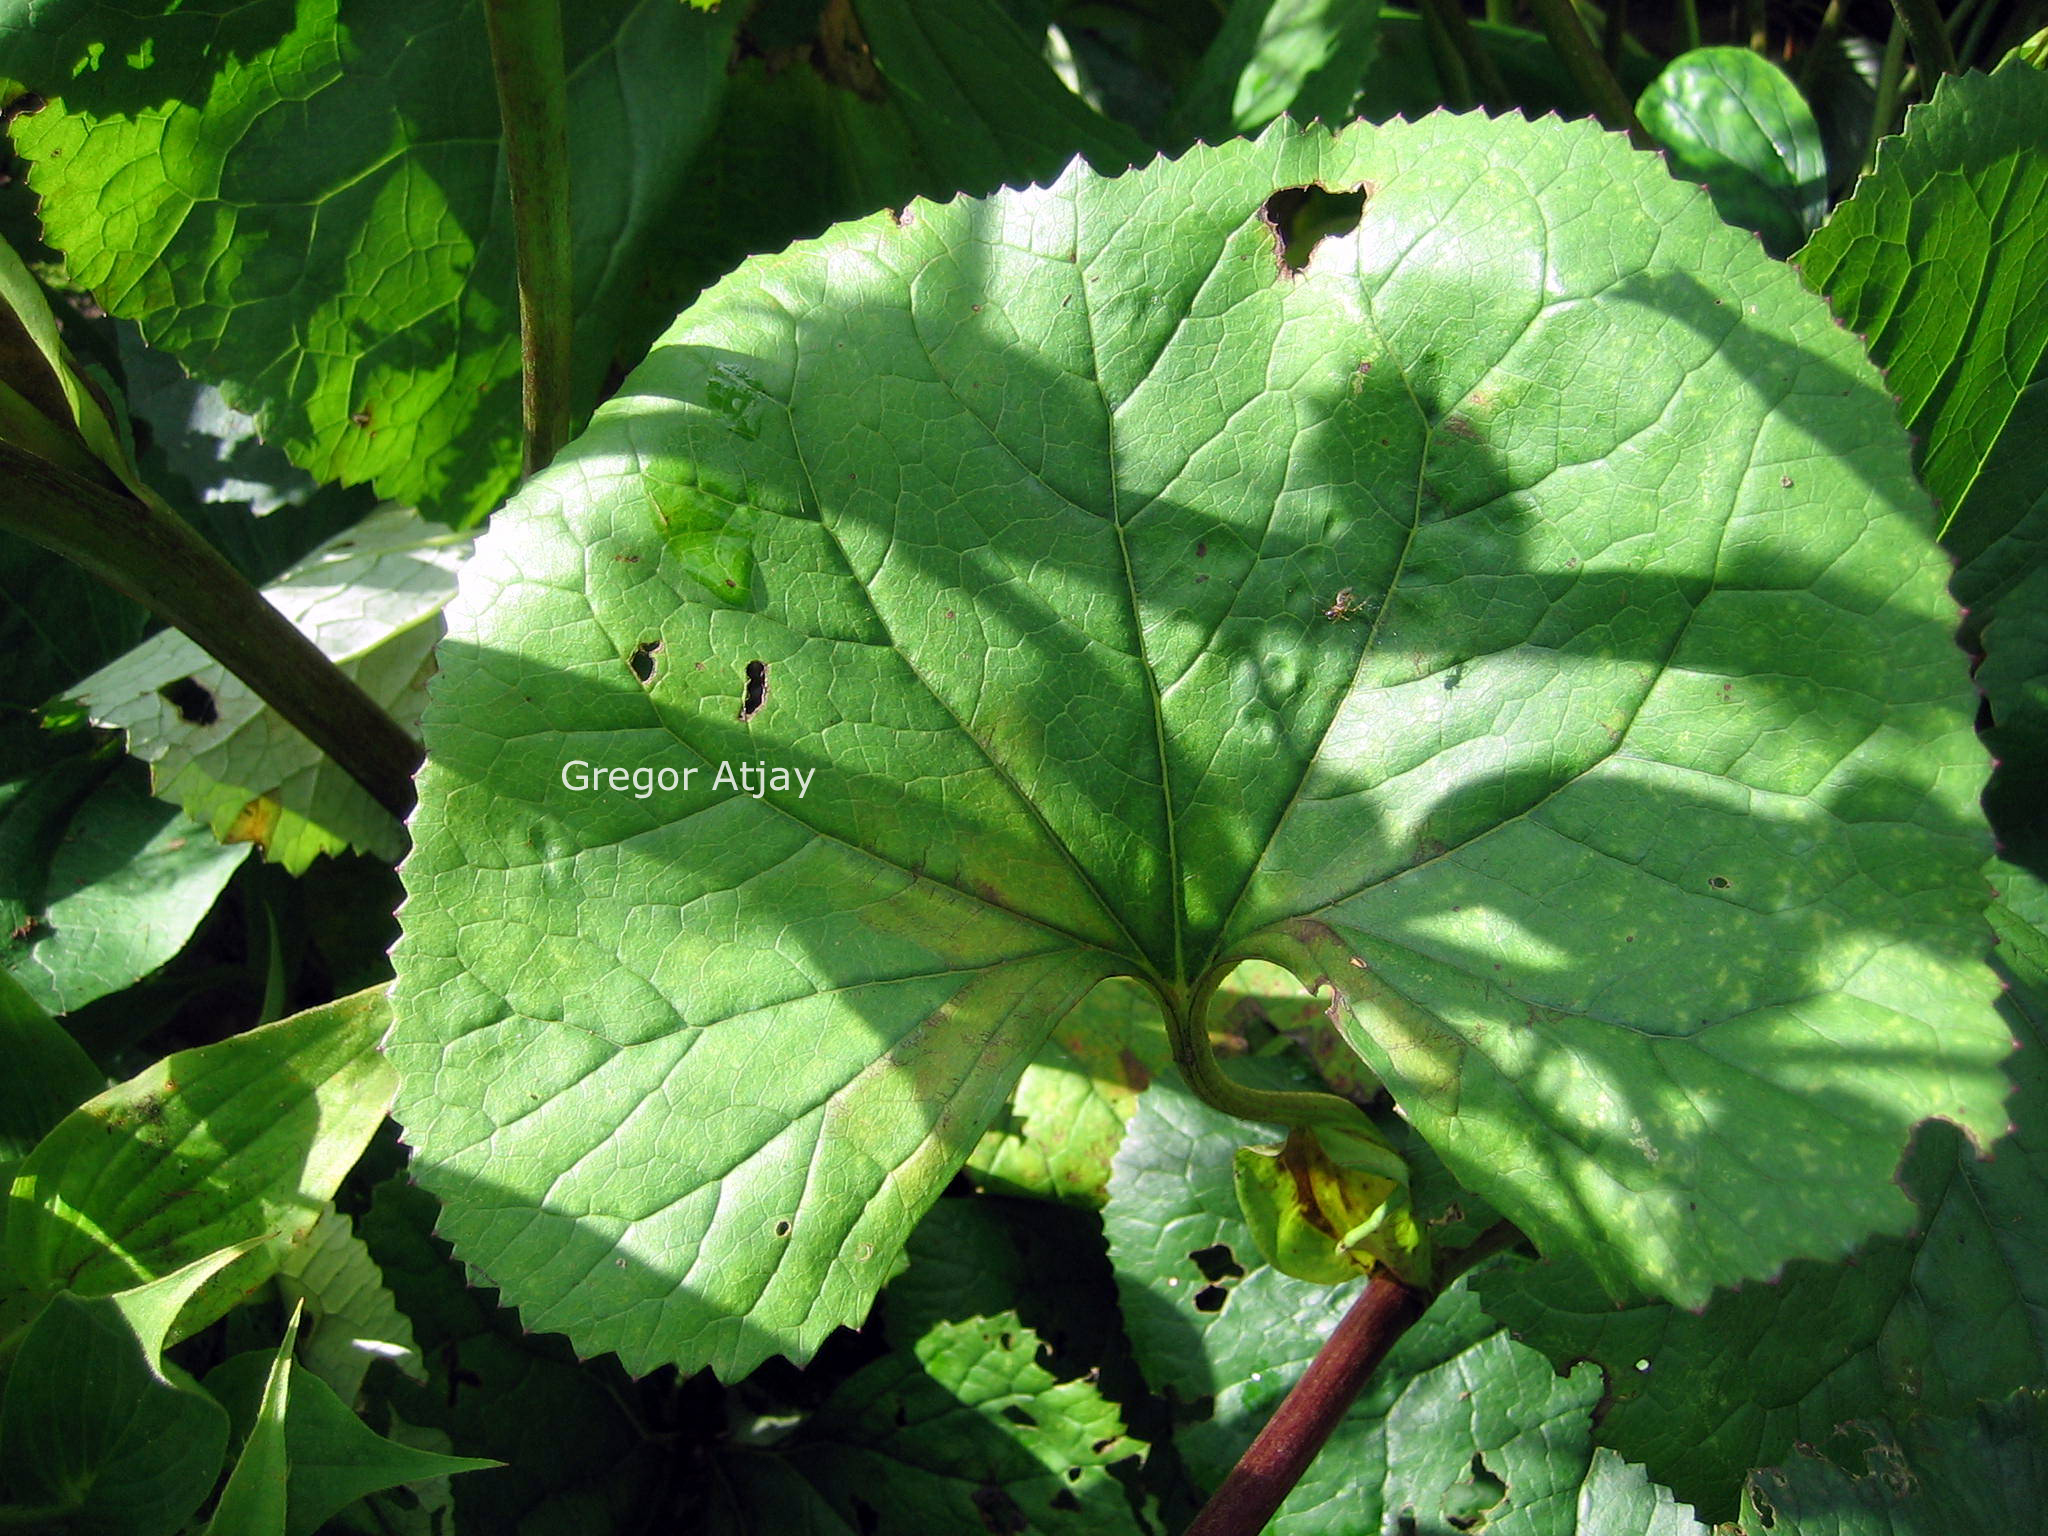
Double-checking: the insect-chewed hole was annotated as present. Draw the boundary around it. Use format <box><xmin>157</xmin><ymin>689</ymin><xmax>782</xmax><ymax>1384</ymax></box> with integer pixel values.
<box><xmin>1193</xmin><ymin>1284</ymin><xmax>1230</xmax><ymax>1313</ymax></box>
<box><xmin>159</xmin><ymin>676</ymin><xmax>219</xmax><ymax>725</ymax></box>
<box><xmin>1261</xmin><ymin>183</ymin><xmax>1368</xmax><ymax>274</ymax></box>
<box><xmin>628</xmin><ymin>639</ymin><xmax>660</xmax><ymax>684</ymax></box>
<box><xmin>1189</xmin><ymin>1242</ymin><xmax>1245</xmax><ymax>1283</ymax></box>
<box><xmin>772</xmin><ymin>1218</ymin><xmax>792</xmax><ymax>1238</ymax></box>
<box><xmin>738</xmin><ymin>659</ymin><xmax>769</xmax><ymax>721</ymax></box>
<box><xmin>1000</xmin><ymin>1405</ymin><xmax>1037</xmax><ymax>1428</ymax></box>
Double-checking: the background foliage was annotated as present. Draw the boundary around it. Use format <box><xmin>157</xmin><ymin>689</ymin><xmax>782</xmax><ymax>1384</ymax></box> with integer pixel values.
<box><xmin>1</xmin><ymin>1</ymin><xmax>2044</xmax><ymax>1532</ymax></box>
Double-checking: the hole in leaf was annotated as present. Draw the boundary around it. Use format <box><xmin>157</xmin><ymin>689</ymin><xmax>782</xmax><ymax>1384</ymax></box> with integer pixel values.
<box><xmin>1000</xmin><ymin>1405</ymin><xmax>1037</xmax><ymax>1428</ymax></box>
<box><xmin>1050</xmin><ymin>1490</ymin><xmax>1080</xmax><ymax>1512</ymax></box>
<box><xmin>998</xmin><ymin>1330</ymin><xmax>1014</xmax><ymax>1351</ymax></box>
<box><xmin>1189</xmin><ymin>1242</ymin><xmax>1245</xmax><ymax>1282</ymax></box>
<box><xmin>1091</xmin><ymin>1438</ymin><xmax>1117</xmax><ymax>1454</ymax></box>
<box><xmin>772</xmin><ymin>1219</ymin><xmax>792</xmax><ymax>1237</ymax></box>
<box><xmin>1261</xmin><ymin>184</ymin><xmax>1368</xmax><ymax>274</ymax></box>
<box><xmin>628</xmin><ymin>639</ymin><xmax>660</xmax><ymax>683</ymax></box>
<box><xmin>738</xmin><ymin>659</ymin><xmax>770</xmax><ymax>720</ymax></box>
<box><xmin>1709</xmin><ymin>875</ymin><xmax>1731</xmax><ymax>889</ymax></box>
<box><xmin>1065</xmin><ymin>1466</ymin><xmax>1083</xmax><ymax>1482</ymax></box>
<box><xmin>1443</xmin><ymin>1451</ymin><xmax>1509</xmax><ymax>1530</ymax></box>
<box><xmin>159</xmin><ymin>676</ymin><xmax>219</xmax><ymax>725</ymax></box>
<box><xmin>1193</xmin><ymin>1284</ymin><xmax>1229</xmax><ymax>1313</ymax></box>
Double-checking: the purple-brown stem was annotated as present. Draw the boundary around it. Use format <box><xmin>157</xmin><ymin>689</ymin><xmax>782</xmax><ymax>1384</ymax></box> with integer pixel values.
<box><xmin>1184</xmin><ymin>1222</ymin><xmax>1523</xmax><ymax>1536</ymax></box>
<box><xmin>1184</xmin><ymin>1272</ymin><xmax>1425</xmax><ymax>1536</ymax></box>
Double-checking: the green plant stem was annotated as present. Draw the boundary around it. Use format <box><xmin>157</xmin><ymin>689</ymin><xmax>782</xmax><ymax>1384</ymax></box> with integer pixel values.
<box><xmin>1184</xmin><ymin>1270</ymin><xmax>1427</xmax><ymax>1536</ymax></box>
<box><xmin>1867</xmin><ymin>17</ymin><xmax>1909</xmax><ymax>173</ymax></box>
<box><xmin>1421</xmin><ymin>0</ymin><xmax>1512</xmax><ymax>106</ymax></box>
<box><xmin>1523</xmin><ymin>0</ymin><xmax>1649</xmax><ymax>143</ymax></box>
<box><xmin>1166</xmin><ymin>965</ymin><xmax>1372</xmax><ymax>1135</ymax></box>
<box><xmin>1888</xmin><ymin>0</ymin><xmax>1957</xmax><ymax>77</ymax></box>
<box><xmin>483</xmin><ymin>0</ymin><xmax>574</xmax><ymax>479</ymax></box>
<box><xmin>1954</xmin><ymin>0</ymin><xmax>1999</xmax><ymax>70</ymax></box>
<box><xmin>1602</xmin><ymin>0</ymin><xmax>1629</xmax><ymax>71</ymax></box>
<box><xmin>1677</xmin><ymin>0</ymin><xmax>1701</xmax><ymax>52</ymax></box>
<box><xmin>1417</xmin><ymin>0</ymin><xmax>1475</xmax><ymax>110</ymax></box>
<box><xmin>0</xmin><ymin>442</ymin><xmax>422</xmax><ymax>821</ymax></box>
<box><xmin>1796</xmin><ymin>0</ymin><xmax>1845</xmax><ymax>89</ymax></box>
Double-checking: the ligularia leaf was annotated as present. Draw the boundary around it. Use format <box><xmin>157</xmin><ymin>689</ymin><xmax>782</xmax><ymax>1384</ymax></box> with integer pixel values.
<box><xmin>391</xmin><ymin>114</ymin><xmax>2008</xmax><ymax>1379</ymax></box>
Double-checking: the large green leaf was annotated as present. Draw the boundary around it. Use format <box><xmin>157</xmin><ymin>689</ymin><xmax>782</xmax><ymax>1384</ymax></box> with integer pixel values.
<box><xmin>0</xmin><ymin>1245</ymin><xmax>246</xmax><ymax>1536</ymax></box>
<box><xmin>5</xmin><ymin>985</ymin><xmax>395</xmax><ymax>1329</ymax></box>
<box><xmin>70</xmin><ymin>505</ymin><xmax>471</xmax><ymax>872</ymax></box>
<box><xmin>392</xmin><ymin>113</ymin><xmax>2005</xmax><ymax>1378</ymax></box>
<box><xmin>1797</xmin><ymin>61</ymin><xmax>2048</xmax><ymax>610</ymax></box>
<box><xmin>1478</xmin><ymin>855</ymin><xmax>2048</xmax><ymax>1519</ymax></box>
<box><xmin>0</xmin><ymin>0</ymin><xmax>742</xmax><ymax>523</ymax></box>
<box><xmin>1637</xmin><ymin>47</ymin><xmax>1826</xmax><ymax>256</ymax></box>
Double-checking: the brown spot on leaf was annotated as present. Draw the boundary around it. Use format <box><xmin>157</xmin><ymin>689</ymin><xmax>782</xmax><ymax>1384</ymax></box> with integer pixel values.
<box><xmin>817</xmin><ymin>0</ymin><xmax>885</xmax><ymax>100</ymax></box>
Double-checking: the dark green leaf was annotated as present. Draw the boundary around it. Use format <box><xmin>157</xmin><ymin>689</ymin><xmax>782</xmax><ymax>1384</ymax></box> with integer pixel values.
<box><xmin>0</xmin><ymin>0</ymin><xmax>744</xmax><ymax>524</ymax></box>
<box><xmin>644</xmin><ymin>0</ymin><xmax>1146</xmax><ymax>345</ymax></box>
<box><xmin>1356</xmin><ymin>8</ymin><xmax>1661</xmax><ymax>123</ymax></box>
<box><xmin>4</xmin><ymin>754</ymin><xmax>247</xmax><ymax>1014</ymax></box>
<box><xmin>271</xmin><ymin>1202</ymin><xmax>423</xmax><ymax>1409</ymax></box>
<box><xmin>786</xmin><ymin>1311</ymin><xmax>1148</xmax><ymax>1536</ymax></box>
<box><xmin>1638</xmin><ymin>48</ymin><xmax>1826</xmax><ymax>256</ymax></box>
<box><xmin>205</xmin><ymin>1308</ymin><xmax>299</xmax><ymax>1536</ymax></box>
<box><xmin>206</xmin><ymin>1340</ymin><xmax>498</xmax><ymax>1536</ymax></box>
<box><xmin>0</xmin><ymin>1246</ymin><xmax>246</xmax><ymax>1536</ymax></box>
<box><xmin>1798</xmin><ymin>62</ymin><xmax>2048</xmax><ymax>613</ymax></box>
<box><xmin>1980</xmin><ymin>566</ymin><xmax>2048</xmax><ymax>870</ymax></box>
<box><xmin>1164</xmin><ymin>0</ymin><xmax>1382</xmax><ymax>144</ymax></box>
<box><xmin>1740</xmin><ymin>1392</ymin><xmax>2048</xmax><ymax>1536</ymax></box>
<box><xmin>0</xmin><ymin>962</ymin><xmax>100</xmax><ymax>1187</ymax></box>
<box><xmin>356</xmin><ymin>1177</ymin><xmax>665</xmax><ymax>1535</ymax></box>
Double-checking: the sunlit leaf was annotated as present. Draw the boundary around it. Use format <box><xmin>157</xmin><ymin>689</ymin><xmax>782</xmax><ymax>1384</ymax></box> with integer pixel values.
<box><xmin>393</xmin><ymin>112</ymin><xmax>2004</xmax><ymax>1380</ymax></box>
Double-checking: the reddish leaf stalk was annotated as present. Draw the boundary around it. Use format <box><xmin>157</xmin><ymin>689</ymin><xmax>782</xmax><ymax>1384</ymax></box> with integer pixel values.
<box><xmin>1184</xmin><ymin>1271</ymin><xmax>1427</xmax><ymax>1536</ymax></box>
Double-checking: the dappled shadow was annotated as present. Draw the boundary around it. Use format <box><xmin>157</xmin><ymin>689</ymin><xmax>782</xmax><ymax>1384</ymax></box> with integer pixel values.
<box><xmin>390</xmin><ymin>125</ymin><xmax>2008</xmax><ymax>1384</ymax></box>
